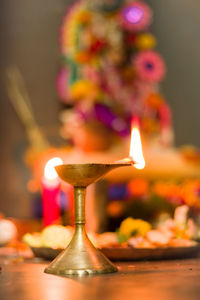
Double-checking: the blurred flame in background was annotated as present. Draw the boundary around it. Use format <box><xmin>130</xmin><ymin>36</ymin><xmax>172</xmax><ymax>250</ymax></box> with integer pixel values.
<box><xmin>44</xmin><ymin>157</ymin><xmax>63</xmax><ymax>180</ymax></box>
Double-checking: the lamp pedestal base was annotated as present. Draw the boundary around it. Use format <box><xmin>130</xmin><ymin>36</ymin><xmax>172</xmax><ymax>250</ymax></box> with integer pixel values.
<box><xmin>44</xmin><ymin>225</ymin><xmax>117</xmax><ymax>276</ymax></box>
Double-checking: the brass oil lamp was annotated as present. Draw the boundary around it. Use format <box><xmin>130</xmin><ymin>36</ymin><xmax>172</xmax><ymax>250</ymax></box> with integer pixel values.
<box><xmin>45</xmin><ymin>163</ymin><xmax>131</xmax><ymax>276</ymax></box>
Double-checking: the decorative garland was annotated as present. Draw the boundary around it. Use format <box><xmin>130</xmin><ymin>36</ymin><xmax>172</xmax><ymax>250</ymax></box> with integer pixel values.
<box><xmin>57</xmin><ymin>0</ymin><xmax>173</xmax><ymax>147</ymax></box>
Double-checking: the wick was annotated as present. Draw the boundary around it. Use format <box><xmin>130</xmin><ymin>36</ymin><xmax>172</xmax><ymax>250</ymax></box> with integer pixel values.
<box><xmin>114</xmin><ymin>157</ymin><xmax>135</xmax><ymax>164</ymax></box>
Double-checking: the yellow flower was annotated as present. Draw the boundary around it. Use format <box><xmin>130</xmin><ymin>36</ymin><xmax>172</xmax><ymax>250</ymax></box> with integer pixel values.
<box><xmin>135</xmin><ymin>33</ymin><xmax>157</xmax><ymax>50</ymax></box>
<box><xmin>75</xmin><ymin>11</ymin><xmax>91</xmax><ymax>24</ymax></box>
<box><xmin>71</xmin><ymin>80</ymin><xmax>98</xmax><ymax>101</ymax></box>
<box><xmin>119</xmin><ymin>217</ymin><xmax>151</xmax><ymax>238</ymax></box>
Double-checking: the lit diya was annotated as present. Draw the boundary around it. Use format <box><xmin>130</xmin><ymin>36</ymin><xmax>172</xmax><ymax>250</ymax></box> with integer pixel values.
<box><xmin>45</xmin><ymin>120</ymin><xmax>145</xmax><ymax>276</ymax></box>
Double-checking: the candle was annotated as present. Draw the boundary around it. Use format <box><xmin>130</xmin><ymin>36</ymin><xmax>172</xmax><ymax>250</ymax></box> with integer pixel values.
<box><xmin>42</xmin><ymin>157</ymin><xmax>63</xmax><ymax>227</ymax></box>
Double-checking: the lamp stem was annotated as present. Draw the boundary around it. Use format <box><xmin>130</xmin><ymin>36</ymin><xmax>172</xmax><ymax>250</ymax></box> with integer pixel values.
<box><xmin>74</xmin><ymin>187</ymin><xmax>86</xmax><ymax>226</ymax></box>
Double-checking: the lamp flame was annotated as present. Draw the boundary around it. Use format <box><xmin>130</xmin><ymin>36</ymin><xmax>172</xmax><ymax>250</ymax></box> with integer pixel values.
<box><xmin>44</xmin><ymin>157</ymin><xmax>63</xmax><ymax>180</ymax></box>
<box><xmin>129</xmin><ymin>118</ymin><xmax>145</xmax><ymax>169</ymax></box>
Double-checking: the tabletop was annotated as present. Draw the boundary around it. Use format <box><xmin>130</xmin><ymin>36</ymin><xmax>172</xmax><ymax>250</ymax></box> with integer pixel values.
<box><xmin>0</xmin><ymin>257</ymin><xmax>200</xmax><ymax>300</ymax></box>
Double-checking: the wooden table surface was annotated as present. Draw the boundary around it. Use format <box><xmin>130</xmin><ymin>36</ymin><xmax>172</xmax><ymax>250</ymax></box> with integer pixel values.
<box><xmin>0</xmin><ymin>257</ymin><xmax>200</xmax><ymax>300</ymax></box>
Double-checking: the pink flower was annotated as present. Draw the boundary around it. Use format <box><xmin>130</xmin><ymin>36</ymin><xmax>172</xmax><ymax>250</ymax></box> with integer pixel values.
<box><xmin>133</xmin><ymin>50</ymin><xmax>166</xmax><ymax>82</ymax></box>
<box><xmin>119</xmin><ymin>1</ymin><xmax>152</xmax><ymax>31</ymax></box>
<box><xmin>56</xmin><ymin>68</ymin><xmax>71</xmax><ymax>103</ymax></box>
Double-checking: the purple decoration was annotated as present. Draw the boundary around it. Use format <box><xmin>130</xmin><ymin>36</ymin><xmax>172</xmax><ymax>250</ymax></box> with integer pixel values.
<box><xmin>123</xmin><ymin>6</ymin><xmax>143</xmax><ymax>25</ymax></box>
<box><xmin>119</xmin><ymin>1</ymin><xmax>152</xmax><ymax>31</ymax></box>
<box><xmin>94</xmin><ymin>103</ymin><xmax>130</xmax><ymax>136</ymax></box>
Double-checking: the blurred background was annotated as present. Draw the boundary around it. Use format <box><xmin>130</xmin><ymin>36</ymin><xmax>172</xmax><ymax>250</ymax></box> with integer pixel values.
<box><xmin>0</xmin><ymin>0</ymin><xmax>200</xmax><ymax>220</ymax></box>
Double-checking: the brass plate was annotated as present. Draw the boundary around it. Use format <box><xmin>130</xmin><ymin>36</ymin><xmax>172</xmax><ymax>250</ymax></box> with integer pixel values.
<box><xmin>101</xmin><ymin>245</ymin><xmax>200</xmax><ymax>261</ymax></box>
<box><xmin>31</xmin><ymin>247</ymin><xmax>62</xmax><ymax>260</ymax></box>
<box><xmin>31</xmin><ymin>244</ymin><xmax>200</xmax><ymax>261</ymax></box>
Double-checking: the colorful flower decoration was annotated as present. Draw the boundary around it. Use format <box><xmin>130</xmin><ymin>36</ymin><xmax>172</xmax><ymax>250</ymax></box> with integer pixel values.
<box><xmin>133</xmin><ymin>50</ymin><xmax>166</xmax><ymax>82</ymax></box>
<box><xmin>119</xmin><ymin>1</ymin><xmax>152</xmax><ymax>31</ymax></box>
<box><xmin>58</xmin><ymin>1</ymin><xmax>172</xmax><ymax>149</ymax></box>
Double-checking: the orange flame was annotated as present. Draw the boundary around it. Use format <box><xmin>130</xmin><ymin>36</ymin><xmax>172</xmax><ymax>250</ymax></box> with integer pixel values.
<box><xmin>129</xmin><ymin>117</ymin><xmax>145</xmax><ymax>170</ymax></box>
